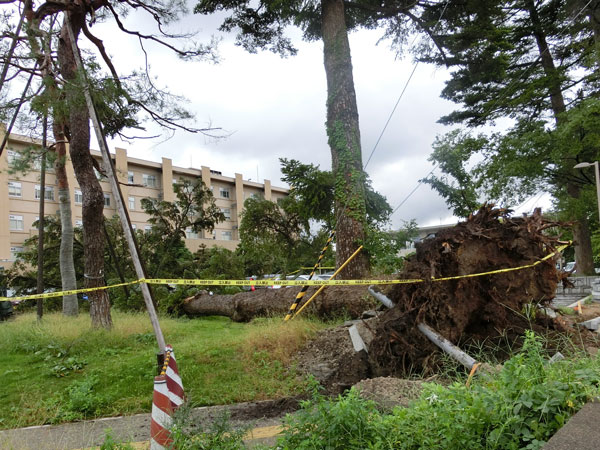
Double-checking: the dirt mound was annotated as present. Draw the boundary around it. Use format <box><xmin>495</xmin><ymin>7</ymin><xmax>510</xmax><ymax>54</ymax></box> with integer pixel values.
<box><xmin>353</xmin><ymin>377</ymin><xmax>425</xmax><ymax>410</ymax></box>
<box><xmin>368</xmin><ymin>205</ymin><xmax>563</xmax><ymax>375</ymax></box>
<box><xmin>294</xmin><ymin>206</ymin><xmax>570</xmax><ymax>388</ymax></box>
<box><xmin>294</xmin><ymin>326</ymin><xmax>370</xmax><ymax>394</ymax></box>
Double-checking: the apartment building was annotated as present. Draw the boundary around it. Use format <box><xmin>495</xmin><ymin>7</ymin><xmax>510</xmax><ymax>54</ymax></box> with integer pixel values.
<box><xmin>0</xmin><ymin>131</ymin><xmax>289</xmax><ymax>269</ymax></box>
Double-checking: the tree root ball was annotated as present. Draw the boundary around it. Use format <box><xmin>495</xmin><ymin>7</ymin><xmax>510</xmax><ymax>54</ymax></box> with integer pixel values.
<box><xmin>368</xmin><ymin>205</ymin><xmax>563</xmax><ymax>375</ymax></box>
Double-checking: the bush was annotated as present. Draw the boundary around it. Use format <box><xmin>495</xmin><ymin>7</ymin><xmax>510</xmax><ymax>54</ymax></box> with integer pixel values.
<box><xmin>276</xmin><ymin>332</ymin><xmax>600</xmax><ymax>450</ymax></box>
<box><xmin>278</xmin><ymin>383</ymin><xmax>385</xmax><ymax>449</ymax></box>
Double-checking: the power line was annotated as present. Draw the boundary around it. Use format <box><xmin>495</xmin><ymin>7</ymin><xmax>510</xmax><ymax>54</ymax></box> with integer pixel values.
<box><xmin>390</xmin><ymin>0</ymin><xmax>594</xmax><ymax>220</ymax></box>
<box><xmin>392</xmin><ymin>164</ymin><xmax>437</xmax><ymax>215</ymax></box>
<box><xmin>364</xmin><ymin>0</ymin><xmax>450</xmax><ymax>171</ymax></box>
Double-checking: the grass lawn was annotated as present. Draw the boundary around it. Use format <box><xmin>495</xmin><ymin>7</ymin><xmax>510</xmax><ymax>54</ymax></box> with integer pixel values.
<box><xmin>0</xmin><ymin>311</ymin><xmax>327</xmax><ymax>429</ymax></box>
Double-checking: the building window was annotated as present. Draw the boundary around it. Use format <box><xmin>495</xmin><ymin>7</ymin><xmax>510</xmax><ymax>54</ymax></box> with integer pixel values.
<box><xmin>128</xmin><ymin>171</ymin><xmax>134</xmax><ymax>184</ymax></box>
<box><xmin>221</xmin><ymin>208</ymin><xmax>231</xmax><ymax>220</ymax></box>
<box><xmin>219</xmin><ymin>187</ymin><xmax>230</xmax><ymax>198</ymax></box>
<box><xmin>221</xmin><ymin>230</ymin><xmax>232</xmax><ymax>241</ymax></box>
<box><xmin>94</xmin><ymin>168</ymin><xmax>106</xmax><ymax>180</ymax></box>
<box><xmin>35</xmin><ymin>185</ymin><xmax>54</xmax><ymax>201</ymax></box>
<box><xmin>75</xmin><ymin>220</ymin><xmax>83</xmax><ymax>228</ymax></box>
<box><xmin>185</xmin><ymin>227</ymin><xmax>199</xmax><ymax>239</ymax></box>
<box><xmin>10</xmin><ymin>246</ymin><xmax>23</xmax><ymax>260</ymax></box>
<box><xmin>143</xmin><ymin>174</ymin><xmax>157</xmax><ymax>188</ymax></box>
<box><xmin>8</xmin><ymin>181</ymin><xmax>21</xmax><ymax>197</ymax></box>
<box><xmin>9</xmin><ymin>215</ymin><xmax>23</xmax><ymax>231</ymax></box>
<box><xmin>74</xmin><ymin>189</ymin><xmax>83</xmax><ymax>204</ymax></box>
<box><xmin>246</xmin><ymin>192</ymin><xmax>259</xmax><ymax>200</ymax></box>
<box><xmin>128</xmin><ymin>196</ymin><xmax>135</xmax><ymax>210</ymax></box>
<box><xmin>103</xmin><ymin>193</ymin><xmax>111</xmax><ymax>207</ymax></box>
<box><xmin>144</xmin><ymin>225</ymin><xmax>152</xmax><ymax>232</ymax></box>
<box><xmin>6</xmin><ymin>150</ymin><xmax>19</xmax><ymax>165</ymax></box>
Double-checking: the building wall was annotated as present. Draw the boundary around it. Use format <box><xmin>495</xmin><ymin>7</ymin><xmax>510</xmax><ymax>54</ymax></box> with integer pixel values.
<box><xmin>0</xmin><ymin>132</ymin><xmax>288</xmax><ymax>268</ymax></box>
<box><xmin>398</xmin><ymin>223</ymin><xmax>457</xmax><ymax>257</ymax></box>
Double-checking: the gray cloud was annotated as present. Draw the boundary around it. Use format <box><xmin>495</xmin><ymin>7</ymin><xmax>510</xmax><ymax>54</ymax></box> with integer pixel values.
<box><xmin>92</xmin><ymin>14</ymin><xmax>461</xmax><ymax>228</ymax></box>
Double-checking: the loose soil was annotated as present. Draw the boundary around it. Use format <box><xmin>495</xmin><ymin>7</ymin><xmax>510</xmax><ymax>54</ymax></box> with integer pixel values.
<box><xmin>353</xmin><ymin>377</ymin><xmax>425</xmax><ymax>410</ymax></box>
<box><xmin>368</xmin><ymin>205</ymin><xmax>565</xmax><ymax>375</ymax></box>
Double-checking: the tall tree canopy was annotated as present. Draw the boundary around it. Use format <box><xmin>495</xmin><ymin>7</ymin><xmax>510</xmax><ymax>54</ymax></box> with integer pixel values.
<box><xmin>418</xmin><ymin>0</ymin><xmax>600</xmax><ymax>273</ymax></box>
<box><xmin>195</xmin><ymin>0</ymin><xmax>430</xmax><ymax>278</ymax></box>
<box><xmin>1</xmin><ymin>0</ymin><xmax>219</xmax><ymax>327</ymax></box>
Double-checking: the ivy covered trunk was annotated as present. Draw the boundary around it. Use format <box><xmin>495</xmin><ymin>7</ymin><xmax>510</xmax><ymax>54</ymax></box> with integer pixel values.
<box><xmin>53</xmin><ymin>122</ymin><xmax>78</xmax><ymax>316</ymax></box>
<box><xmin>321</xmin><ymin>0</ymin><xmax>368</xmax><ymax>279</ymax></box>
<box><xmin>58</xmin><ymin>12</ymin><xmax>112</xmax><ymax>328</ymax></box>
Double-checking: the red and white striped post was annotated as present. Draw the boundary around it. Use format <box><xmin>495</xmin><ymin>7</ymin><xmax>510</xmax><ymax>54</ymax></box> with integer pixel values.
<box><xmin>150</xmin><ymin>345</ymin><xmax>184</xmax><ymax>449</ymax></box>
<box><xmin>150</xmin><ymin>375</ymin><xmax>173</xmax><ymax>450</ymax></box>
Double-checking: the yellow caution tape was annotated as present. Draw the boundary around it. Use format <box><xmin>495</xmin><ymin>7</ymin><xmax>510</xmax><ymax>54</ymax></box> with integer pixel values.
<box><xmin>0</xmin><ymin>280</ymin><xmax>139</xmax><ymax>302</ymax></box>
<box><xmin>0</xmin><ymin>244</ymin><xmax>568</xmax><ymax>302</ymax></box>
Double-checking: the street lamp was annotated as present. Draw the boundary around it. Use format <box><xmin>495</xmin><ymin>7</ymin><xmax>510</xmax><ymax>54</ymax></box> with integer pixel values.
<box><xmin>574</xmin><ymin>161</ymin><xmax>600</xmax><ymax>224</ymax></box>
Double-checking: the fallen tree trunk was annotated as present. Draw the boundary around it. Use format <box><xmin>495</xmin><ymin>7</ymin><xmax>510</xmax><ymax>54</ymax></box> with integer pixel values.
<box><xmin>183</xmin><ymin>286</ymin><xmax>375</xmax><ymax>322</ymax></box>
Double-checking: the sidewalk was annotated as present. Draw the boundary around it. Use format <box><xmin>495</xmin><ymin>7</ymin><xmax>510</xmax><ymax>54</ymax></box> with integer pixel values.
<box><xmin>543</xmin><ymin>399</ymin><xmax>600</xmax><ymax>450</ymax></box>
<box><xmin>0</xmin><ymin>399</ymin><xmax>296</xmax><ymax>449</ymax></box>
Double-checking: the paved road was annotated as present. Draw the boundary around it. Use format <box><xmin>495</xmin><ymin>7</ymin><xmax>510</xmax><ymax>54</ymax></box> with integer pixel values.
<box><xmin>0</xmin><ymin>400</ymin><xmax>295</xmax><ymax>449</ymax></box>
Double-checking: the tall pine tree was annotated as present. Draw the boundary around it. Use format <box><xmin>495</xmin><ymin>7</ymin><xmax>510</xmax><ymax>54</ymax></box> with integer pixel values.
<box><xmin>420</xmin><ymin>0</ymin><xmax>600</xmax><ymax>273</ymax></box>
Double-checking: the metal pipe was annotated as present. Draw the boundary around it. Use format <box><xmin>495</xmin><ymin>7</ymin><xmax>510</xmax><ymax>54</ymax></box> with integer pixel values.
<box><xmin>367</xmin><ymin>286</ymin><xmax>394</xmax><ymax>308</ymax></box>
<box><xmin>417</xmin><ymin>322</ymin><xmax>477</xmax><ymax>370</ymax></box>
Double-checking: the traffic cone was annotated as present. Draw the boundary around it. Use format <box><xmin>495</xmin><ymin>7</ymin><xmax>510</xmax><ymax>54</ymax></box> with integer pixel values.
<box><xmin>251</xmin><ymin>277</ymin><xmax>255</xmax><ymax>292</ymax></box>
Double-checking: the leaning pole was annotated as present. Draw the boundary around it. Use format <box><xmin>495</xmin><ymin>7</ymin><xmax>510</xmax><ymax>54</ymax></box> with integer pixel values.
<box><xmin>64</xmin><ymin>13</ymin><xmax>166</xmax><ymax>355</ymax></box>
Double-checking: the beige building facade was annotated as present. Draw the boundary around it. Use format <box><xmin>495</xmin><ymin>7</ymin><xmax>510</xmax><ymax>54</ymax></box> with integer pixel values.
<box><xmin>0</xmin><ymin>131</ymin><xmax>288</xmax><ymax>269</ymax></box>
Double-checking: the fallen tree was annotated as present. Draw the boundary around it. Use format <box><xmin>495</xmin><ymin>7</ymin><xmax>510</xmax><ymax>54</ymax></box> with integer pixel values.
<box><xmin>368</xmin><ymin>205</ymin><xmax>563</xmax><ymax>375</ymax></box>
<box><xmin>293</xmin><ymin>205</ymin><xmax>572</xmax><ymax>391</ymax></box>
<box><xmin>182</xmin><ymin>286</ymin><xmax>375</xmax><ymax>322</ymax></box>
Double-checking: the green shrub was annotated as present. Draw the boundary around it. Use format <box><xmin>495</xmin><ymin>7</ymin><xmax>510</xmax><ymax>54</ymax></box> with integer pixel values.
<box><xmin>169</xmin><ymin>408</ymin><xmax>248</xmax><ymax>449</ymax></box>
<box><xmin>278</xmin><ymin>386</ymin><xmax>385</xmax><ymax>449</ymax></box>
<box><xmin>277</xmin><ymin>331</ymin><xmax>600</xmax><ymax>450</ymax></box>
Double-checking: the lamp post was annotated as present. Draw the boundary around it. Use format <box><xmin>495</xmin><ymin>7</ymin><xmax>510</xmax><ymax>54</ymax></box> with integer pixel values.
<box><xmin>574</xmin><ymin>161</ymin><xmax>600</xmax><ymax>224</ymax></box>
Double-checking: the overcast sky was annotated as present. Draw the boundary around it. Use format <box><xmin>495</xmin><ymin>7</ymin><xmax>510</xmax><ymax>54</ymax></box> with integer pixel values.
<box><xmin>87</xmin><ymin>9</ymin><xmax>548</xmax><ymax>229</ymax></box>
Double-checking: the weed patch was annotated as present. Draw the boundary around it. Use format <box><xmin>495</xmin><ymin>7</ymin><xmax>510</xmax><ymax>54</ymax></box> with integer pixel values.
<box><xmin>0</xmin><ymin>312</ymin><xmax>322</xmax><ymax>429</ymax></box>
<box><xmin>275</xmin><ymin>331</ymin><xmax>600</xmax><ymax>450</ymax></box>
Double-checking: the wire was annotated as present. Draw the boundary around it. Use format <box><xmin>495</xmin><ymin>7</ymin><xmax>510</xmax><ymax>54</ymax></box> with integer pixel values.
<box><xmin>364</xmin><ymin>0</ymin><xmax>450</xmax><ymax>171</ymax></box>
<box><xmin>391</xmin><ymin>0</ymin><xmax>594</xmax><ymax>219</ymax></box>
<box><xmin>392</xmin><ymin>164</ymin><xmax>437</xmax><ymax>215</ymax></box>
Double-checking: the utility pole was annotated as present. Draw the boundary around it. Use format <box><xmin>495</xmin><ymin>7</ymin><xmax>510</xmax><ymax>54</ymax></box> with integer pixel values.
<box><xmin>65</xmin><ymin>15</ymin><xmax>166</xmax><ymax>357</ymax></box>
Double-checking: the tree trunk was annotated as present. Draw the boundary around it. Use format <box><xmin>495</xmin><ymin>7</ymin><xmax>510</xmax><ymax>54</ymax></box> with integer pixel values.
<box><xmin>321</xmin><ymin>0</ymin><xmax>369</xmax><ymax>279</ymax></box>
<box><xmin>36</xmin><ymin>119</ymin><xmax>47</xmax><ymax>321</ymax></box>
<box><xmin>183</xmin><ymin>286</ymin><xmax>373</xmax><ymax>322</ymax></box>
<box><xmin>58</xmin><ymin>12</ymin><xmax>112</xmax><ymax>329</ymax></box>
<box><xmin>527</xmin><ymin>0</ymin><xmax>595</xmax><ymax>273</ymax></box>
<box><xmin>572</xmin><ymin>216</ymin><xmax>595</xmax><ymax>275</ymax></box>
<box><xmin>53</xmin><ymin>122</ymin><xmax>78</xmax><ymax>316</ymax></box>
<box><xmin>568</xmin><ymin>181</ymin><xmax>596</xmax><ymax>274</ymax></box>
<box><xmin>584</xmin><ymin>0</ymin><xmax>600</xmax><ymax>47</ymax></box>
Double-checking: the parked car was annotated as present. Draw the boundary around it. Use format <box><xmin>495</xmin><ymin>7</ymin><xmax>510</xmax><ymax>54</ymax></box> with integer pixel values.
<box><xmin>315</xmin><ymin>272</ymin><xmax>334</xmax><ymax>281</ymax></box>
<box><xmin>0</xmin><ymin>282</ymin><xmax>13</xmax><ymax>321</ymax></box>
